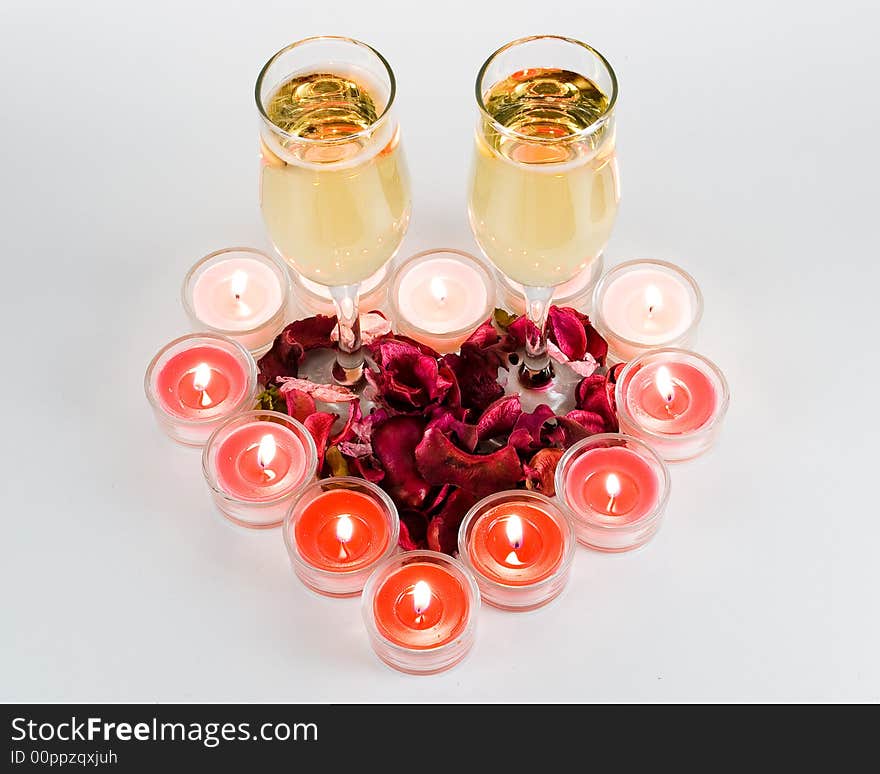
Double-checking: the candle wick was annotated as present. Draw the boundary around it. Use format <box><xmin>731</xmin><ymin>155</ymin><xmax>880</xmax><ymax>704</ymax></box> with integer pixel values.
<box><xmin>199</xmin><ymin>389</ymin><xmax>212</xmax><ymax>407</ymax></box>
<box><xmin>606</xmin><ymin>495</ymin><xmax>616</xmax><ymax>514</ymax></box>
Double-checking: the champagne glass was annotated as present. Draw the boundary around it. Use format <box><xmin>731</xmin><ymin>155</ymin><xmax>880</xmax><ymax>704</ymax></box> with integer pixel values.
<box><xmin>256</xmin><ymin>37</ymin><xmax>411</xmax><ymax>385</ymax></box>
<box><xmin>468</xmin><ymin>35</ymin><xmax>619</xmax><ymax>388</ymax></box>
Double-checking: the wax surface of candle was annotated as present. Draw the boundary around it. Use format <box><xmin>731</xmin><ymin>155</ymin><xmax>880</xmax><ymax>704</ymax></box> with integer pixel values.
<box><xmin>215</xmin><ymin>422</ymin><xmax>309</xmax><ymax>501</ymax></box>
<box><xmin>373</xmin><ymin>563</ymin><xmax>469</xmax><ymax>649</ymax></box>
<box><xmin>625</xmin><ymin>360</ymin><xmax>718</xmax><ymax>434</ymax></box>
<box><xmin>467</xmin><ymin>503</ymin><xmax>565</xmax><ymax>586</ymax></box>
<box><xmin>294</xmin><ymin>489</ymin><xmax>391</xmax><ymax>572</ymax></box>
<box><xmin>192</xmin><ymin>257</ymin><xmax>284</xmax><ymax>330</ymax></box>
<box><xmin>564</xmin><ymin>446</ymin><xmax>661</xmax><ymax>525</ymax></box>
<box><xmin>156</xmin><ymin>345</ymin><xmax>248</xmax><ymax>420</ymax></box>
<box><xmin>601</xmin><ymin>267</ymin><xmax>694</xmax><ymax>344</ymax></box>
<box><xmin>396</xmin><ymin>257</ymin><xmax>488</xmax><ymax>334</ymax></box>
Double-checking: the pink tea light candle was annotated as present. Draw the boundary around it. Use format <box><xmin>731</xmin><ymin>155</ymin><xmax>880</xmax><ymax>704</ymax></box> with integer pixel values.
<box><xmin>592</xmin><ymin>259</ymin><xmax>703</xmax><ymax>362</ymax></box>
<box><xmin>145</xmin><ymin>333</ymin><xmax>258</xmax><ymax>446</ymax></box>
<box><xmin>182</xmin><ymin>247</ymin><xmax>291</xmax><ymax>357</ymax></box>
<box><xmin>555</xmin><ymin>434</ymin><xmax>671</xmax><ymax>552</ymax></box>
<box><xmin>458</xmin><ymin>491</ymin><xmax>574</xmax><ymax>611</ymax></box>
<box><xmin>362</xmin><ymin>551</ymin><xmax>480</xmax><ymax>675</ymax></box>
<box><xmin>615</xmin><ymin>348</ymin><xmax>730</xmax><ymax>462</ymax></box>
<box><xmin>497</xmin><ymin>254</ymin><xmax>604</xmax><ymax>316</ymax></box>
<box><xmin>390</xmin><ymin>249</ymin><xmax>495</xmax><ymax>354</ymax></box>
<box><xmin>284</xmin><ymin>477</ymin><xmax>400</xmax><ymax>597</ymax></box>
<box><xmin>202</xmin><ymin>410</ymin><xmax>317</xmax><ymax>528</ymax></box>
<box><xmin>292</xmin><ymin>262</ymin><xmax>390</xmax><ymax>317</ymax></box>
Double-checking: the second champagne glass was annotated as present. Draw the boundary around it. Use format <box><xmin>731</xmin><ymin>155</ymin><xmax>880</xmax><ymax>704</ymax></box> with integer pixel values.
<box><xmin>468</xmin><ymin>35</ymin><xmax>619</xmax><ymax>388</ymax></box>
<box><xmin>256</xmin><ymin>37</ymin><xmax>411</xmax><ymax>385</ymax></box>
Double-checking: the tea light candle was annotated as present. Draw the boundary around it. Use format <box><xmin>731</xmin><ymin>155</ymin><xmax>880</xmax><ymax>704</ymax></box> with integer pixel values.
<box><xmin>182</xmin><ymin>247</ymin><xmax>291</xmax><ymax>356</ymax></box>
<box><xmin>390</xmin><ymin>249</ymin><xmax>494</xmax><ymax>354</ymax></box>
<box><xmin>615</xmin><ymin>348</ymin><xmax>730</xmax><ymax>462</ymax></box>
<box><xmin>362</xmin><ymin>551</ymin><xmax>479</xmax><ymax>675</ymax></box>
<box><xmin>498</xmin><ymin>254</ymin><xmax>603</xmax><ymax>316</ymax></box>
<box><xmin>202</xmin><ymin>410</ymin><xmax>317</xmax><ymax>528</ymax></box>
<box><xmin>555</xmin><ymin>434</ymin><xmax>671</xmax><ymax>552</ymax></box>
<box><xmin>458</xmin><ymin>491</ymin><xmax>574</xmax><ymax>611</ymax></box>
<box><xmin>592</xmin><ymin>259</ymin><xmax>703</xmax><ymax>362</ymax></box>
<box><xmin>292</xmin><ymin>262</ymin><xmax>390</xmax><ymax>316</ymax></box>
<box><xmin>284</xmin><ymin>477</ymin><xmax>399</xmax><ymax>597</ymax></box>
<box><xmin>144</xmin><ymin>333</ymin><xmax>258</xmax><ymax>446</ymax></box>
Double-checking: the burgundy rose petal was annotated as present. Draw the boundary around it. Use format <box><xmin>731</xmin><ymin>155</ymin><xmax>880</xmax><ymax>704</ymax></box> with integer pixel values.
<box><xmin>330</xmin><ymin>399</ymin><xmax>362</xmax><ymax>446</ymax></box>
<box><xmin>426</xmin><ymin>487</ymin><xmax>478</xmax><ymax>555</ymax></box>
<box><xmin>561</xmin><ymin>307</ymin><xmax>608</xmax><ymax>367</ymax></box>
<box><xmin>425</xmin><ymin>407</ymin><xmax>479</xmax><ymax>452</ymax></box>
<box><xmin>564</xmin><ymin>407</ymin><xmax>619</xmax><ymax>435</ymax></box>
<box><xmin>476</xmin><ymin>395</ymin><xmax>523</xmax><ymax>442</ymax></box>
<box><xmin>303</xmin><ymin>411</ymin><xmax>337</xmax><ymax>472</ymax></box>
<box><xmin>551</xmin><ymin>415</ymin><xmax>592</xmax><ymax>447</ymax></box>
<box><xmin>524</xmin><ymin>448</ymin><xmax>565</xmax><ymax>497</ymax></box>
<box><xmin>415</xmin><ymin>427</ymin><xmax>523</xmax><ymax>497</ymax></box>
<box><xmin>282</xmin><ymin>388</ymin><xmax>316</xmax><ymax>424</ymax></box>
<box><xmin>366</xmin><ymin>339</ymin><xmax>452</xmax><ymax>410</ymax></box>
<box><xmin>398</xmin><ymin>510</ymin><xmax>429</xmax><ymax>550</ymax></box>
<box><xmin>371</xmin><ymin>415</ymin><xmax>432</xmax><ymax>509</ymax></box>
<box><xmin>350</xmin><ymin>455</ymin><xmax>385</xmax><ymax>484</ymax></box>
<box><xmin>574</xmin><ymin>373</ymin><xmax>618</xmax><ymax>432</ymax></box>
<box><xmin>509</xmin><ymin>404</ymin><xmax>557</xmax><ymax>453</ymax></box>
<box><xmin>443</xmin><ymin>350</ymin><xmax>505</xmax><ymax>413</ymax></box>
<box><xmin>547</xmin><ymin>306</ymin><xmax>588</xmax><ymax>361</ymax></box>
<box><xmin>258</xmin><ymin>315</ymin><xmax>337</xmax><ymax>383</ymax></box>
<box><xmin>462</xmin><ymin>319</ymin><xmax>501</xmax><ymax>349</ymax></box>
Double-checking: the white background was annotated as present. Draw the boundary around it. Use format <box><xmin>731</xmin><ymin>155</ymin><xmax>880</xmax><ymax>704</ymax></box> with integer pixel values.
<box><xmin>1</xmin><ymin>0</ymin><xmax>877</xmax><ymax>702</ymax></box>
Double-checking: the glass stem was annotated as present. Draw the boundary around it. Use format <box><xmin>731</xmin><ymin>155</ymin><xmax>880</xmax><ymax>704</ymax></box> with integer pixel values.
<box><xmin>329</xmin><ymin>283</ymin><xmax>364</xmax><ymax>386</ymax></box>
<box><xmin>520</xmin><ymin>285</ymin><xmax>554</xmax><ymax>387</ymax></box>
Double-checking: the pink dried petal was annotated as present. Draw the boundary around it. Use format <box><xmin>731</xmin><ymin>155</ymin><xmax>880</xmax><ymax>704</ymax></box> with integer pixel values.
<box><xmin>415</xmin><ymin>427</ymin><xmax>523</xmax><ymax>497</ymax></box>
<box><xmin>547</xmin><ymin>306</ymin><xmax>588</xmax><ymax>361</ymax></box>
<box><xmin>565</xmin><ymin>405</ymin><xmax>619</xmax><ymax>435</ymax></box>
<box><xmin>546</xmin><ymin>341</ymin><xmax>598</xmax><ymax>378</ymax></box>
<box><xmin>277</xmin><ymin>376</ymin><xmax>359</xmax><ymax>404</ymax></box>
<box><xmin>371</xmin><ymin>415</ymin><xmax>431</xmax><ymax>509</ymax></box>
<box><xmin>282</xmin><ymin>388</ymin><xmax>316</xmax><ymax>423</ymax></box>
<box><xmin>336</xmin><ymin>441</ymin><xmax>372</xmax><ymax>458</ymax></box>
<box><xmin>330</xmin><ymin>312</ymin><xmax>392</xmax><ymax>347</ymax></box>
<box><xmin>303</xmin><ymin>411</ymin><xmax>337</xmax><ymax>472</ymax></box>
<box><xmin>426</xmin><ymin>488</ymin><xmax>478</xmax><ymax>555</ymax></box>
<box><xmin>524</xmin><ymin>448</ymin><xmax>565</xmax><ymax>497</ymax></box>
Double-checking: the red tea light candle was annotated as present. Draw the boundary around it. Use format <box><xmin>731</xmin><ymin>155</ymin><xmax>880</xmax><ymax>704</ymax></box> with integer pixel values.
<box><xmin>592</xmin><ymin>259</ymin><xmax>703</xmax><ymax>362</ymax></box>
<box><xmin>616</xmin><ymin>348</ymin><xmax>730</xmax><ymax>462</ymax></box>
<box><xmin>202</xmin><ymin>410</ymin><xmax>317</xmax><ymax>528</ymax></box>
<box><xmin>144</xmin><ymin>333</ymin><xmax>258</xmax><ymax>446</ymax></box>
<box><xmin>497</xmin><ymin>254</ymin><xmax>603</xmax><ymax>316</ymax></box>
<box><xmin>390</xmin><ymin>249</ymin><xmax>495</xmax><ymax>354</ymax></box>
<box><xmin>458</xmin><ymin>491</ymin><xmax>574</xmax><ymax>611</ymax></box>
<box><xmin>362</xmin><ymin>551</ymin><xmax>479</xmax><ymax>675</ymax></box>
<box><xmin>284</xmin><ymin>478</ymin><xmax>399</xmax><ymax>597</ymax></box>
<box><xmin>555</xmin><ymin>434</ymin><xmax>671</xmax><ymax>552</ymax></box>
<box><xmin>182</xmin><ymin>247</ymin><xmax>291</xmax><ymax>357</ymax></box>
<box><xmin>291</xmin><ymin>262</ymin><xmax>390</xmax><ymax>316</ymax></box>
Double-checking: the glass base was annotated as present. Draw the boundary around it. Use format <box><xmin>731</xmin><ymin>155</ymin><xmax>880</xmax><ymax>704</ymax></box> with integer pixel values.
<box><xmin>332</xmin><ymin>361</ymin><xmax>365</xmax><ymax>387</ymax></box>
<box><xmin>518</xmin><ymin>361</ymin><xmax>554</xmax><ymax>389</ymax></box>
<box><xmin>499</xmin><ymin>353</ymin><xmax>581</xmax><ymax>415</ymax></box>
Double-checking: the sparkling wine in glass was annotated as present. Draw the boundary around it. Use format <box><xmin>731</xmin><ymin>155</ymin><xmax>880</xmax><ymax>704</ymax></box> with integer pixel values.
<box><xmin>256</xmin><ymin>37</ymin><xmax>411</xmax><ymax>385</ymax></box>
<box><xmin>468</xmin><ymin>35</ymin><xmax>619</xmax><ymax>387</ymax></box>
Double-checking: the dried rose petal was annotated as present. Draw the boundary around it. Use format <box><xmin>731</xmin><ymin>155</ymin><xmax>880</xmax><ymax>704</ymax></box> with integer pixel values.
<box><xmin>367</xmin><ymin>339</ymin><xmax>453</xmax><ymax>410</ymax></box>
<box><xmin>509</xmin><ymin>404</ymin><xmax>557</xmax><ymax>454</ymax></box>
<box><xmin>350</xmin><ymin>455</ymin><xmax>385</xmax><ymax>484</ymax></box>
<box><xmin>574</xmin><ymin>373</ymin><xmax>618</xmax><ymax>433</ymax></box>
<box><xmin>415</xmin><ymin>427</ymin><xmax>523</xmax><ymax>497</ymax></box>
<box><xmin>561</xmin><ymin>307</ymin><xmax>608</xmax><ymax>366</ymax></box>
<box><xmin>476</xmin><ymin>395</ymin><xmax>523</xmax><ymax>441</ymax></box>
<box><xmin>547</xmin><ymin>306</ymin><xmax>589</xmax><ymax>361</ymax></box>
<box><xmin>257</xmin><ymin>315</ymin><xmax>337</xmax><ymax>384</ymax></box>
<box><xmin>282</xmin><ymin>388</ymin><xmax>316</xmax><ymax>423</ymax></box>
<box><xmin>371</xmin><ymin>415</ymin><xmax>431</xmax><ymax>509</ymax></box>
<box><xmin>426</xmin><ymin>487</ymin><xmax>477</xmax><ymax>555</ymax></box>
<box><xmin>277</xmin><ymin>376</ymin><xmax>358</xmax><ymax>404</ymax></box>
<box><xmin>303</xmin><ymin>411</ymin><xmax>337</xmax><ymax>472</ymax></box>
<box><xmin>330</xmin><ymin>312</ymin><xmax>392</xmax><ymax>347</ymax></box>
<box><xmin>564</xmin><ymin>408</ymin><xmax>618</xmax><ymax>436</ymax></box>
<box><xmin>524</xmin><ymin>448</ymin><xmax>565</xmax><ymax>497</ymax></box>
<box><xmin>398</xmin><ymin>510</ymin><xmax>429</xmax><ymax>550</ymax></box>
<box><xmin>425</xmin><ymin>407</ymin><xmax>478</xmax><ymax>452</ymax></box>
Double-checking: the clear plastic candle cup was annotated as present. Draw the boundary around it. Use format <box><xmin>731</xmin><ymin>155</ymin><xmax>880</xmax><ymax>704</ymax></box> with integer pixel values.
<box><xmin>202</xmin><ymin>410</ymin><xmax>317</xmax><ymax>528</ymax></box>
<box><xmin>145</xmin><ymin>333</ymin><xmax>258</xmax><ymax>446</ymax></box>
<box><xmin>615</xmin><ymin>348</ymin><xmax>730</xmax><ymax>462</ymax></box>
<box><xmin>497</xmin><ymin>254</ymin><xmax>604</xmax><ymax>316</ymax></box>
<box><xmin>284</xmin><ymin>477</ymin><xmax>400</xmax><ymax>597</ymax></box>
<box><xmin>555</xmin><ymin>433</ymin><xmax>671</xmax><ymax>552</ymax></box>
<box><xmin>390</xmin><ymin>249</ymin><xmax>495</xmax><ymax>354</ymax></box>
<box><xmin>592</xmin><ymin>259</ymin><xmax>703</xmax><ymax>363</ymax></box>
<box><xmin>182</xmin><ymin>247</ymin><xmax>291</xmax><ymax>357</ymax></box>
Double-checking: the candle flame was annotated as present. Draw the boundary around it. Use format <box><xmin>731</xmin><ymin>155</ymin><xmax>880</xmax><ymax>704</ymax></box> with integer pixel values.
<box><xmin>655</xmin><ymin>365</ymin><xmax>676</xmax><ymax>404</ymax></box>
<box><xmin>193</xmin><ymin>363</ymin><xmax>211</xmax><ymax>391</ymax></box>
<box><xmin>430</xmin><ymin>276</ymin><xmax>448</xmax><ymax>304</ymax></box>
<box><xmin>336</xmin><ymin>514</ymin><xmax>354</xmax><ymax>544</ymax></box>
<box><xmin>257</xmin><ymin>433</ymin><xmax>276</xmax><ymax>470</ymax></box>
<box><xmin>645</xmin><ymin>284</ymin><xmax>663</xmax><ymax>316</ymax></box>
<box><xmin>605</xmin><ymin>473</ymin><xmax>622</xmax><ymax>500</ymax></box>
<box><xmin>412</xmin><ymin>580</ymin><xmax>431</xmax><ymax>616</ymax></box>
<box><xmin>505</xmin><ymin>514</ymin><xmax>524</xmax><ymax>550</ymax></box>
<box><xmin>231</xmin><ymin>270</ymin><xmax>248</xmax><ymax>300</ymax></box>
